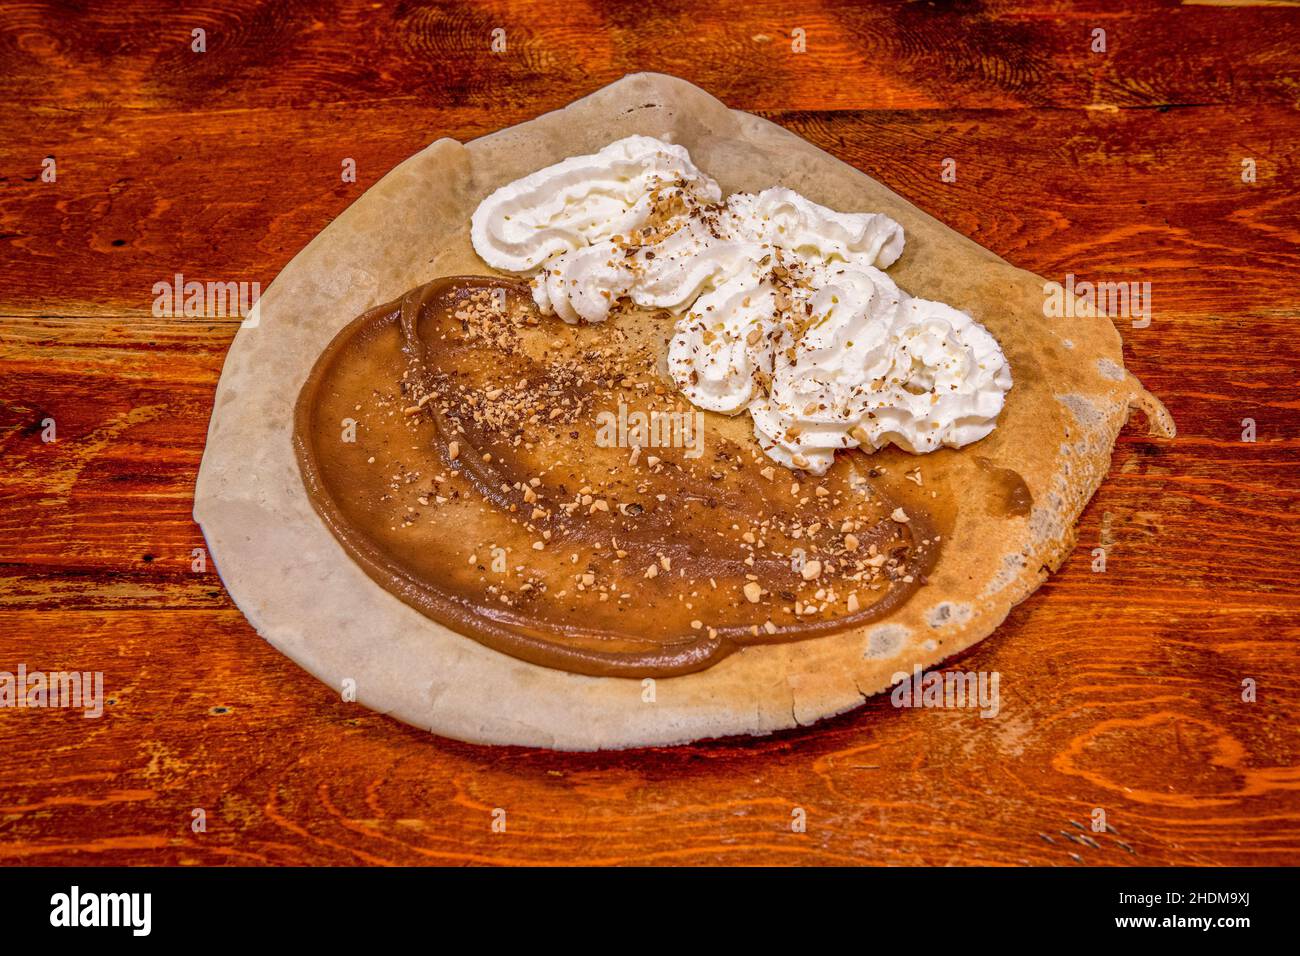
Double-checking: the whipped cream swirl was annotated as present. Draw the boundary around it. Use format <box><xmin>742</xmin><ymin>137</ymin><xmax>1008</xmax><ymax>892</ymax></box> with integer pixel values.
<box><xmin>470</xmin><ymin>135</ymin><xmax>1012</xmax><ymax>474</ymax></box>
<box><xmin>470</xmin><ymin>135</ymin><xmax>721</xmax><ymax>274</ymax></box>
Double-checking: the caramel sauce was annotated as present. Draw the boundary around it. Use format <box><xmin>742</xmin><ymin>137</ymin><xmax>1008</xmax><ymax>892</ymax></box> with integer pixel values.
<box><xmin>975</xmin><ymin>456</ymin><xmax>1034</xmax><ymax>518</ymax></box>
<box><xmin>294</xmin><ymin>277</ymin><xmax>948</xmax><ymax>677</ymax></box>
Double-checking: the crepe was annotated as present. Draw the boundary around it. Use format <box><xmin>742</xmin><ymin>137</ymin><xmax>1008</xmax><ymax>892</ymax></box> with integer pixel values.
<box><xmin>194</xmin><ymin>73</ymin><xmax>1172</xmax><ymax>750</ymax></box>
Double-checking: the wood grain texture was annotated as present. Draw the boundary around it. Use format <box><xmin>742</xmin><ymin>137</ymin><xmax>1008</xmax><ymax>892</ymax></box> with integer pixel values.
<box><xmin>1</xmin><ymin>0</ymin><xmax>1298</xmax><ymax>866</ymax></box>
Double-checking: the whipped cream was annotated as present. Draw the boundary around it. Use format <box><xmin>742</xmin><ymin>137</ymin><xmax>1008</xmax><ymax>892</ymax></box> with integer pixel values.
<box><xmin>747</xmin><ymin>263</ymin><xmax>1013</xmax><ymax>471</ymax></box>
<box><xmin>470</xmin><ymin>135</ymin><xmax>721</xmax><ymax>274</ymax></box>
<box><xmin>471</xmin><ymin>135</ymin><xmax>1012</xmax><ymax>474</ymax></box>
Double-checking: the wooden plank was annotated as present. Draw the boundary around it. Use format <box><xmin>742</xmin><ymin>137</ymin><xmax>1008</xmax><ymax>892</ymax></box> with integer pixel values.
<box><xmin>0</xmin><ymin>606</ymin><xmax>1294</xmax><ymax>868</ymax></box>
<box><xmin>1</xmin><ymin>104</ymin><xmax>1296</xmax><ymax>317</ymax></box>
<box><xmin>0</xmin><ymin>600</ymin><xmax>1295</xmax><ymax>865</ymax></box>
<box><xmin>1</xmin><ymin>0</ymin><xmax>1298</xmax><ymax>112</ymax></box>
<box><xmin>1</xmin><ymin>0</ymin><xmax>1297</xmax><ymax>867</ymax></box>
<box><xmin>1</xmin><ymin>312</ymin><xmax>1296</xmax><ymax>865</ymax></box>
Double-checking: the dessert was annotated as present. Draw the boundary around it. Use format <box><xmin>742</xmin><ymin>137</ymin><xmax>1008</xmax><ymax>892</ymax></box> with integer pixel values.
<box><xmin>295</xmin><ymin>137</ymin><xmax>1019</xmax><ymax>677</ymax></box>
<box><xmin>196</xmin><ymin>73</ymin><xmax>1172</xmax><ymax>749</ymax></box>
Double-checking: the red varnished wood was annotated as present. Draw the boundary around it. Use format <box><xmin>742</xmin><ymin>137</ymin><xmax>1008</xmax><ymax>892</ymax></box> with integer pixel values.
<box><xmin>0</xmin><ymin>0</ymin><xmax>1297</xmax><ymax>866</ymax></box>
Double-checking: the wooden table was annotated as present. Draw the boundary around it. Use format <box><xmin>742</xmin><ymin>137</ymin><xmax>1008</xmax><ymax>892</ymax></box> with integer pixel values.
<box><xmin>2</xmin><ymin>0</ymin><xmax>1297</xmax><ymax>867</ymax></box>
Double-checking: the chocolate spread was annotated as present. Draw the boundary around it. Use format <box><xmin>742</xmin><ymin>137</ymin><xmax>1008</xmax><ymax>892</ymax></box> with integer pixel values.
<box><xmin>294</xmin><ymin>276</ymin><xmax>955</xmax><ymax>678</ymax></box>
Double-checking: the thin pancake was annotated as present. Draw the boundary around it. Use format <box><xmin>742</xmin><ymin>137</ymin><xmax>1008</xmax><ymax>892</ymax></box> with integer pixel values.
<box><xmin>195</xmin><ymin>73</ymin><xmax>1172</xmax><ymax>749</ymax></box>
